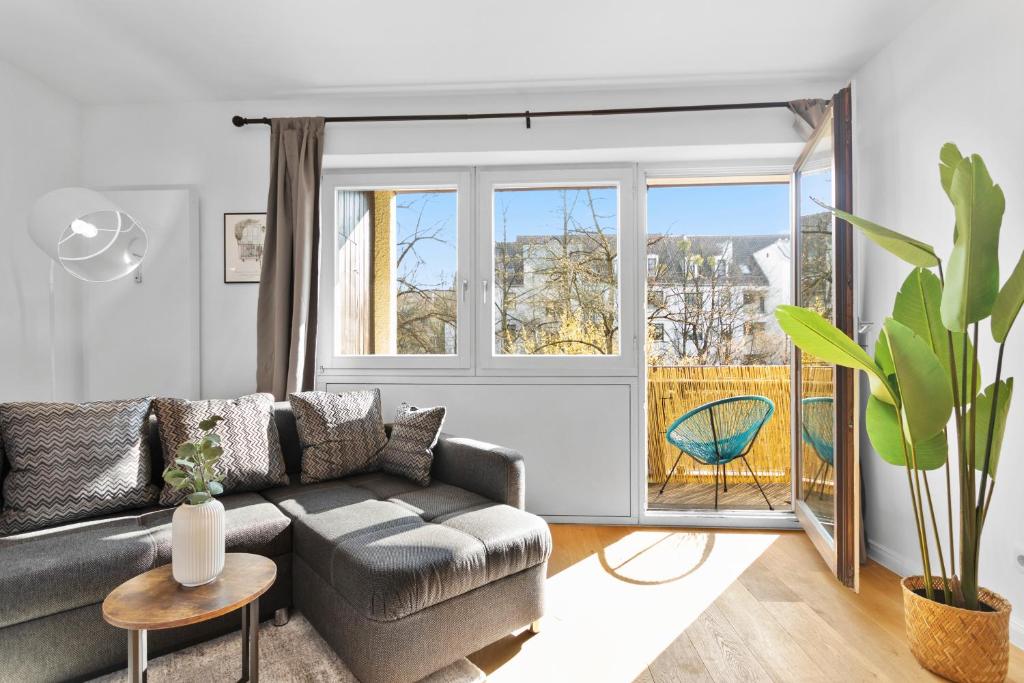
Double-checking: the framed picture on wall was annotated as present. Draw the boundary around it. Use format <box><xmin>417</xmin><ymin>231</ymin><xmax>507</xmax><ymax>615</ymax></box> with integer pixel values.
<box><xmin>224</xmin><ymin>212</ymin><xmax>267</xmax><ymax>283</ymax></box>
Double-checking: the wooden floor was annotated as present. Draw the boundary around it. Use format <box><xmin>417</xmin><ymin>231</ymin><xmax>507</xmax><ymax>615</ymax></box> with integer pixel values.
<box><xmin>648</xmin><ymin>481</ymin><xmax>790</xmax><ymax>512</ymax></box>
<box><xmin>468</xmin><ymin>524</ymin><xmax>1024</xmax><ymax>682</ymax></box>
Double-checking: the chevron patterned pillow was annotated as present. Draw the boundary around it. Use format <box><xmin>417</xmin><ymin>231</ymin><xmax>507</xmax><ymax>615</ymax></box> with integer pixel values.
<box><xmin>153</xmin><ymin>393</ymin><xmax>288</xmax><ymax>505</ymax></box>
<box><xmin>379</xmin><ymin>403</ymin><xmax>446</xmax><ymax>486</ymax></box>
<box><xmin>289</xmin><ymin>390</ymin><xmax>388</xmax><ymax>484</ymax></box>
<box><xmin>0</xmin><ymin>398</ymin><xmax>158</xmax><ymax>535</ymax></box>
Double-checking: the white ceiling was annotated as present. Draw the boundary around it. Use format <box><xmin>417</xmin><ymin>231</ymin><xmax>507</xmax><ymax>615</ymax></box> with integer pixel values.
<box><xmin>0</xmin><ymin>0</ymin><xmax>934</xmax><ymax>104</ymax></box>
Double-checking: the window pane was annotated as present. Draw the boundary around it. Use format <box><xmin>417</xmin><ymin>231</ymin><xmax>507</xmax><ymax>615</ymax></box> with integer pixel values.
<box><xmin>334</xmin><ymin>188</ymin><xmax>457</xmax><ymax>355</ymax></box>
<box><xmin>493</xmin><ymin>186</ymin><xmax>619</xmax><ymax>356</ymax></box>
<box><xmin>645</xmin><ymin>182</ymin><xmax>791</xmax><ymax>367</ymax></box>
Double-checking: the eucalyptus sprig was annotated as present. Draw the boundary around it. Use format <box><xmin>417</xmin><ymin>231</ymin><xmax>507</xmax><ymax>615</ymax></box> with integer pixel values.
<box><xmin>162</xmin><ymin>415</ymin><xmax>226</xmax><ymax>505</ymax></box>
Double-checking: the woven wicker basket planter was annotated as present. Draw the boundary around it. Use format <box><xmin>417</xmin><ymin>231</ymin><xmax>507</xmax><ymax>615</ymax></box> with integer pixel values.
<box><xmin>902</xmin><ymin>576</ymin><xmax>1011</xmax><ymax>683</ymax></box>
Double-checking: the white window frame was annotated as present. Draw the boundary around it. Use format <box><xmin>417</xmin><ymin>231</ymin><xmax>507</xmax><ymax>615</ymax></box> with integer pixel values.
<box><xmin>318</xmin><ymin>168</ymin><xmax>474</xmax><ymax>371</ymax></box>
<box><xmin>475</xmin><ymin>165</ymin><xmax>637</xmax><ymax>375</ymax></box>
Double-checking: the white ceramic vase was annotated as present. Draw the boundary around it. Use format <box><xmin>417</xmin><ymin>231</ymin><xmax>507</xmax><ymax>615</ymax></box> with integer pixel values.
<box><xmin>171</xmin><ymin>498</ymin><xmax>225</xmax><ymax>587</ymax></box>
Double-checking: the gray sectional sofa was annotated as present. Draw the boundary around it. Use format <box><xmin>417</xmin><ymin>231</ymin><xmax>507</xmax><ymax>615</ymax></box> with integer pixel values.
<box><xmin>0</xmin><ymin>402</ymin><xmax>551</xmax><ymax>683</ymax></box>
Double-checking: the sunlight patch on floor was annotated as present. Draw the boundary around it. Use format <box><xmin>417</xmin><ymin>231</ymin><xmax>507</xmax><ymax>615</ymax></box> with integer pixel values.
<box><xmin>484</xmin><ymin>529</ymin><xmax>779</xmax><ymax>683</ymax></box>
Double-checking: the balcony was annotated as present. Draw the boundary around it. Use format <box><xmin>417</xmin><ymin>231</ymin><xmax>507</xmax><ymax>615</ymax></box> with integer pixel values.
<box><xmin>647</xmin><ymin>364</ymin><xmax>834</xmax><ymax>512</ymax></box>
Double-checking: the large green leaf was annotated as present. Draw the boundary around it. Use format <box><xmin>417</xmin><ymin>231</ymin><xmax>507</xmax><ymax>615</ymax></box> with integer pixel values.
<box><xmin>776</xmin><ymin>305</ymin><xmax>895</xmax><ymax>403</ymax></box>
<box><xmin>940</xmin><ymin>155</ymin><xmax>1006</xmax><ymax>330</ymax></box>
<box><xmin>992</xmin><ymin>251</ymin><xmax>1024</xmax><ymax>342</ymax></box>
<box><xmin>818</xmin><ymin>201</ymin><xmax>939</xmax><ymax>268</ymax></box>
<box><xmin>892</xmin><ymin>268</ymin><xmax>978</xmax><ymax>399</ymax></box>
<box><xmin>969</xmin><ymin>379</ymin><xmax>1013</xmax><ymax>478</ymax></box>
<box><xmin>865</xmin><ymin>396</ymin><xmax>947</xmax><ymax>470</ymax></box>
<box><xmin>882</xmin><ymin>319</ymin><xmax>954</xmax><ymax>443</ymax></box>
<box><xmin>874</xmin><ymin>330</ymin><xmax>894</xmax><ymax>378</ymax></box>
<box><xmin>939</xmin><ymin>143</ymin><xmax>964</xmax><ymax>199</ymax></box>
<box><xmin>894</xmin><ymin>268</ymin><xmax>946</xmax><ymax>350</ymax></box>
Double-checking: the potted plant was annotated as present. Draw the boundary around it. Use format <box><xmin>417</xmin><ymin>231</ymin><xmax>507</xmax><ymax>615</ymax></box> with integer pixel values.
<box><xmin>776</xmin><ymin>144</ymin><xmax>1020</xmax><ymax>683</ymax></box>
<box><xmin>162</xmin><ymin>415</ymin><xmax>227</xmax><ymax>587</ymax></box>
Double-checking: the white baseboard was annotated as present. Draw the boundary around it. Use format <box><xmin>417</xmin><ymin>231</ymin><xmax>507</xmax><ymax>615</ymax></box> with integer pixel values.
<box><xmin>868</xmin><ymin>540</ymin><xmax>1024</xmax><ymax>648</ymax></box>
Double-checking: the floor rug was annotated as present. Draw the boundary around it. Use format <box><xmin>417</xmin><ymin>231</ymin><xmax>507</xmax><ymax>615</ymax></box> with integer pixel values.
<box><xmin>91</xmin><ymin>612</ymin><xmax>486</xmax><ymax>682</ymax></box>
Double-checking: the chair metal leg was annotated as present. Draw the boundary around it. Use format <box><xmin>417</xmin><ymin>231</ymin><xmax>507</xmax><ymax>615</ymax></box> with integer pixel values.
<box><xmin>804</xmin><ymin>460</ymin><xmax>826</xmax><ymax>501</ymax></box>
<box><xmin>722</xmin><ymin>462</ymin><xmax>728</xmax><ymax>492</ymax></box>
<box><xmin>819</xmin><ymin>464</ymin><xmax>832</xmax><ymax>499</ymax></box>
<box><xmin>658</xmin><ymin>450</ymin><xmax>686</xmax><ymax>496</ymax></box>
<box><xmin>713</xmin><ymin>464</ymin><xmax>719</xmax><ymax>510</ymax></box>
<box><xmin>740</xmin><ymin>456</ymin><xmax>774</xmax><ymax>511</ymax></box>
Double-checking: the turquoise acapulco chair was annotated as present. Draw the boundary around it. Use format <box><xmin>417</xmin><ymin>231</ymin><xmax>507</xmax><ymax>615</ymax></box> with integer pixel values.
<box><xmin>800</xmin><ymin>396</ymin><xmax>834</xmax><ymax>500</ymax></box>
<box><xmin>658</xmin><ymin>395</ymin><xmax>775</xmax><ymax>510</ymax></box>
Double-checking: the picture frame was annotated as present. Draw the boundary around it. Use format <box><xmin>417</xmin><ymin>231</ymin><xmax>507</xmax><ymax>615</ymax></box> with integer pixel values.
<box><xmin>224</xmin><ymin>212</ymin><xmax>267</xmax><ymax>283</ymax></box>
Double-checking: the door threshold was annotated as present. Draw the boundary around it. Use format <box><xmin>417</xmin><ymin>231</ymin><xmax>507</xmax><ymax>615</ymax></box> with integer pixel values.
<box><xmin>640</xmin><ymin>508</ymin><xmax>800</xmax><ymax>530</ymax></box>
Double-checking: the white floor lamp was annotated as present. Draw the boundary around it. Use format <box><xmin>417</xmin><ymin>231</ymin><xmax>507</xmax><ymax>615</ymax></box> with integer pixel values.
<box><xmin>28</xmin><ymin>188</ymin><xmax>148</xmax><ymax>399</ymax></box>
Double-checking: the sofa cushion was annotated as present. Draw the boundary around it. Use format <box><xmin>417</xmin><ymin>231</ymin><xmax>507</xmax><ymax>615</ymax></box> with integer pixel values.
<box><xmin>153</xmin><ymin>394</ymin><xmax>288</xmax><ymax>505</ymax></box>
<box><xmin>282</xmin><ymin>472</ymin><xmax>552</xmax><ymax>622</ymax></box>
<box><xmin>138</xmin><ymin>492</ymin><xmax>292</xmax><ymax>561</ymax></box>
<box><xmin>289</xmin><ymin>390</ymin><xmax>388</xmax><ymax>484</ymax></box>
<box><xmin>386</xmin><ymin>482</ymin><xmax>491</xmax><ymax>521</ymax></box>
<box><xmin>378</xmin><ymin>403</ymin><xmax>446</xmax><ymax>486</ymax></box>
<box><xmin>0</xmin><ymin>513</ymin><xmax>157</xmax><ymax>628</ymax></box>
<box><xmin>0</xmin><ymin>398</ymin><xmax>158</xmax><ymax>535</ymax></box>
<box><xmin>334</xmin><ymin>521</ymin><xmax>487</xmax><ymax>622</ymax></box>
<box><xmin>263</xmin><ymin>479</ymin><xmax>419</xmax><ymax>586</ymax></box>
<box><xmin>343</xmin><ymin>471</ymin><xmax>422</xmax><ymax>499</ymax></box>
<box><xmin>436</xmin><ymin>503</ymin><xmax>553</xmax><ymax>583</ymax></box>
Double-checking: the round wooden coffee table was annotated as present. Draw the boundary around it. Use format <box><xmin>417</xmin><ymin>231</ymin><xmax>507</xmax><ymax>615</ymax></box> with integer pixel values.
<box><xmin>103</xmin><ymin>552</ymin><xmax>277</xmax><ymax>683</ymax></box>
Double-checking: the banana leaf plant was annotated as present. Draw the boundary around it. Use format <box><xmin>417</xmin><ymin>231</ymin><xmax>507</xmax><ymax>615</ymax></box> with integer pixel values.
<box><xmin>776</xmin><ymin>144</ymin><xmax>1022</xmax><ymax>610</ymax></box>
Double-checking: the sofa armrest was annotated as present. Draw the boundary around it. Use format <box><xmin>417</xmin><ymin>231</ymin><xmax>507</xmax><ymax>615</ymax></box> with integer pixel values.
<box><xmin>431</xmin><ymin>434</ymin><xmax>525</xmax><ymax>509</ymax></box>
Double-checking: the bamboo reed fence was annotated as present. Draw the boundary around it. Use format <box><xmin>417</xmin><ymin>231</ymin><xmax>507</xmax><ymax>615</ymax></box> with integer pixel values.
<box><xmin>647</xmin><ymin>364</ymin><xmax>834</xmax><ymax>486</ymax></box>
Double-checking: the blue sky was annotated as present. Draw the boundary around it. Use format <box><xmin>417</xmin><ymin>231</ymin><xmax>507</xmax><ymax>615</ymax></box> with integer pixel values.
<box><xmin>647</xmin><ymin>184</ymin><xmax>790</xmax><ymax>236</ymax></box>
<box><xmin>394</xmin><ymin>177</ymin><xmax>833</xmax><ymax>285</ymax></box>
<box><xmin>494</xmin><ymin>187</ymin><xmax>618</xmax><ymax>240</ymax></box>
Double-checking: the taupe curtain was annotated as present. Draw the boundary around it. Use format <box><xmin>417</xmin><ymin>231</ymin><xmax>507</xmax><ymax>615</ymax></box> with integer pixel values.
<box><xmin>256</xmin><ymin>117</ymin><xmax>325</xmax><ymax>399</ymax></box>
<box><xmin>788</xmin><ymin>98</ymin><xmax>829</xmax><ymax>139</ymax></box>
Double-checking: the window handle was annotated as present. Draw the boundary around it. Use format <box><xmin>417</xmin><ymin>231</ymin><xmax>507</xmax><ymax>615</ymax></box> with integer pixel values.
<box><xmin>461</xmin><ymin>279</ymin><xmax>469</xmax><ymax>303</ymax></box>
<box><xmin>481</xmin><ymin>279</ymin><xmax>489</xmax><ymax>306</ymax></box>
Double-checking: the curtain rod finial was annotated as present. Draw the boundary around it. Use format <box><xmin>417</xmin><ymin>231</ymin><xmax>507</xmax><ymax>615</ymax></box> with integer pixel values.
<box><xmin>232</xmin><ymin>115</ymin><xmax>246</xmax><ymax>127</ymax></box>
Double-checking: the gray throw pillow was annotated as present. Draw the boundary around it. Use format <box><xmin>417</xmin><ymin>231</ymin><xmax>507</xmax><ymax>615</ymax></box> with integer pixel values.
<box><xmin>379</xmin><ymin>403</ymin><xmax>446</xmax><ymax>486</ymax></box>
<box><xmin>153</xmin><ymin>393</ymin><xmax>288</xmax><ymax>505</ymax></box>
<box><xmin>290</xmin><ymin>390</ymin><xmax>387</xmax><ymax>484</ymax></box>
<box><xmin>0</xmin><ymin>398</ymin><xmax>158</xmax><ymax>535</ymax></box>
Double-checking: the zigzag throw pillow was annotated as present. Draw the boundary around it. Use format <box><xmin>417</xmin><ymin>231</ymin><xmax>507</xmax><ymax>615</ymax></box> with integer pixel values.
<box><xmin>0</xmin><ymin>398</ymin><xmax>158</xmax><ymax>535</ymax></box>
<box><xmin>289</xmin><ymin>390</ymin><xmax>388</xmax><ymax>484</ymax></box>
<box><xmin>379</xmin><ymin>403</ymin><xmax>446</xmax><ymax>486</ymax></box>
<box><xmin>153</xmin><ymin>393</ymin><xmax>289</xmax><ymax>505</ymax></box>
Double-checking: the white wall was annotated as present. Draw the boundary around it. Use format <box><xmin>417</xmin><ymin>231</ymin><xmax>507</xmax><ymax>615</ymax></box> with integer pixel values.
<box><xmin>79</xmin><ymin>80</ymin><xmax>831</xmax><ymax>399</ymax></box>
<box><xmin>0</xmin><ymin>60</ymin><xmax>82</xmax><ymax>401</ymax></box>
<box><xmin>852</xmin><ymin>0</ymin><xmax>1024</xmax><ymax>642</ymax></box>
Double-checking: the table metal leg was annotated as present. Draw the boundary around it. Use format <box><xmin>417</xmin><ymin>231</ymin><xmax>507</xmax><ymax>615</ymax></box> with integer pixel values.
<box><xmin>240</xmin><ymin>598</ymin><xmax>259</xmax><ymax>682</ymax></box>
<box><xmin>128</xmin><ymin>629</ymin><xmax>147</xmax><ymax>683</ymax></box>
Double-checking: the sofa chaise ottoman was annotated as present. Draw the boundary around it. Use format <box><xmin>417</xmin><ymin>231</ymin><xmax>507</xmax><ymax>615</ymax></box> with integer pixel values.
<box><xmin>0</xmin><ymin>399</ymin><xmax>551</xmax><ymax>683</ymax></box>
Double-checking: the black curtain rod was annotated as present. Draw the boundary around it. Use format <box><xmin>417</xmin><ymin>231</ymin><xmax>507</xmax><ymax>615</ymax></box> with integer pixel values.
<box><xmin>231</xmin><ymin>100</ymin><xmax>790</xmax><ymax>130</ymax></box>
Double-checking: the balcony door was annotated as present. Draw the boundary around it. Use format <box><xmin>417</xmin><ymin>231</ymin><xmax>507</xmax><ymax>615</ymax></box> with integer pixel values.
<box><xmin>791</xmin><ymin>86</ymin><xmax>859</xmax><ymax>588</ymax></box>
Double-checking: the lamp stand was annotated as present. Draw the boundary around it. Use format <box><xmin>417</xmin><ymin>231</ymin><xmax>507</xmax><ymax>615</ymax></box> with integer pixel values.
<box><xmin>48</xmin><ymin>260</ymin><xmax>57</xmax><ymax>400</ymax></box>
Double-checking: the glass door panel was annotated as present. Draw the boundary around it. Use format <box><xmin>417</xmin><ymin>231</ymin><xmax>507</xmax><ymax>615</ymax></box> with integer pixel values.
<box><xmin>791</xmin><ymin>86</ymin><xmax>858</xmax><ymax>587</ymax></box>
<box><xmin>795</xmin><ymin>115</ymin><xmax>836</xmax><ymax>535</ymax></box>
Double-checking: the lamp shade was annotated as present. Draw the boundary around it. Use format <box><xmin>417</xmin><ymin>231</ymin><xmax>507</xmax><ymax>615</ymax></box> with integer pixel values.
<box><xmin>29</xmin><ymin>187</ymin><xmax>148</xmax><ymax>282</ymax></box>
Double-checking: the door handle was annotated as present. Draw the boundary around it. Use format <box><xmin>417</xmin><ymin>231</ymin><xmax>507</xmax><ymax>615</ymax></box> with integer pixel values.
<box><xmin>461</xmin><ymin>279</ymin><xmax>469</xmax><ymax>303</ymax></box>
<box><xmin>481</xmin><ymin>280</ymin><xmax>489</xmax><ymax>306</ymax></box>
